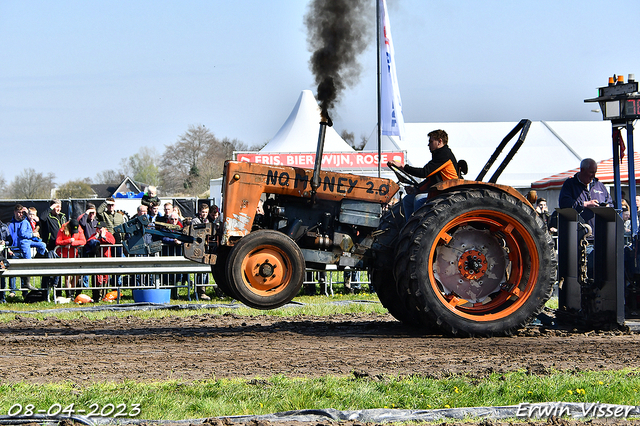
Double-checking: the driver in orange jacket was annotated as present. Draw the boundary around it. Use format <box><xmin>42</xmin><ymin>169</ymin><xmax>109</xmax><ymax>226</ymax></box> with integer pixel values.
<box><xmin>391</xmin><ymin>129</ymin><xmax>460</xmax><ymax>219</ymax></box>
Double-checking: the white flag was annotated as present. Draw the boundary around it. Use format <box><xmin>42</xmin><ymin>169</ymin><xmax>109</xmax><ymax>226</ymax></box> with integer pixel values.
<box><xmin>379</xmin><ymin>0</ymin><xmax>405</xmax><ymax>139</ymax></box>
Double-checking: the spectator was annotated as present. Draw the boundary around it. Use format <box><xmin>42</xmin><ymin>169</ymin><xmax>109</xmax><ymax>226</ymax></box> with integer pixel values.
<box><xmin>159</xmin><ymin>213</ymin><xmax>184</xmax><ymax>298</ymax></box>
<box><xmin>137</xmin><ymin>204</ymin><xmax>148</xmax><ymax>217</ymax></box>
<box><xmin>208</xmin><ymin>204</ymin><xmax>221</xmax><ymax>224</ymax></box>
<box><xmin>39</xmin><ymin>199</ymin><xmax>66</xmax><ymax>250</ymax></box>
<box><xmin>97</xmin><ymin>197</ymin><xmax>126</xmax><ymax>244</ymax></box>
<box><xmin>192</xmin><ymin>203</ymin><xmax>209</xmax><ymax>225</ymax></box>
<box><xmin>0</xmin><ymin>219</ymin><xmax>18</xmax><ymax>302</ymax></box>
<box><xmin>304</xmin><ymin>270</ymin><xmax>327</xmax><ymax>296</ymax></box>
<box><xmin>174</xmin><ymin>205</ymin><xmax>185</xmax><ymax>222</ymax></box>
<box><xmin>148</xmin><ymin>202</ymin><xmax>160</xmax><ymax>224</ymax></box>
<box><xmin>535</xmin><ymin>198</ymin><xmax>551</xmax><ymax>230</ymax></box>
<box><xmin>8</xmin><ymin>205</ymin><xmax>46</xmax><ymax>291</ymax></box>
<box><xmin>39</xmin><ymin>199</ymin><xmax>67</xmax><ymax>290</ymax></box>
<box><xmin>158</xmin><ymin>202</ymin><xmax>174</xmax><ymax>223</ymax></box>
<box><xmin>78</xmin><ymin>203</ymin><xmax>98</xmax><ymax>241</ymax></box>
<box><xmin>623</xmin><ymin>206</ymin><xmax>632</xmax><ymax>234</ymax></box>
<box><xmin>558</xmin><ymin>158</ymin><xmax>613</xmax><ymax>234</ymax></box>
<box><xmin>78</xmin><ymin>203</ymin><xmax>99</xmax><ymax>290</ymax></box>
<box><xmin>620</xmin><ymin>198</ymin><xmax>631</xmax><ymax>215</ymax></box>
<box><xmin>620</xmin><ymin>199</ymin><xmax>632</xmax><ymax>231</ymax></box>
<box><xmin>127</xmin><ymin>205</ymin><xmax>154</xmax><ymax>287</ymax></box>
<box><xmin>158</xmin><ymin>202</ymin><xmax>185</xmax><ymax>227</ymax></box>
<box><xmin>9</xmin><ymin>205</ymin><xmax>47</xmax><ymax>260</ymax></box>
<box><xmin>343</xmin><ymin>269</ymin><xmax>358</xmax><ymax>294</ymax></box>
<box><xmin>558</xmin><ymin>158</ymin><xmax>612</xmax><ymax>279</ymax></box>
<box><xmin>191</xmin><ymin>203</ymin><xmax>212</xmax><ymax>301</ymax></box>
<box><xmin>28</xmin><ymin>207</ymin><xmax>40</xmax><ymax>239</ymax></box>
<box><xmin>56</xmin><ymin>219</ymin><xmax>87</xmax><ymax>297</ymax></box>
<box><xmin>526</xmin><ymin>190</ymin><xmax>538</xmax><ymax>205</ymax></box>
<box><xmin>97</xmin><ymin>197</ymin><xmax>128</xmax><ymax>287</ymax></box>
<box><xmin>85</xmin><ymin>222</ymin><xmax>116</xmax><ymax>301</ymax></box>
<box><xmin>141</xmin><ymin>186</ymin><xmax>160</xmax><ymax>208</ymax></box>
<box><xmin>135</xmin><ymin>204</ymin><xmax>152</xmax><ymax>245</ymax></box>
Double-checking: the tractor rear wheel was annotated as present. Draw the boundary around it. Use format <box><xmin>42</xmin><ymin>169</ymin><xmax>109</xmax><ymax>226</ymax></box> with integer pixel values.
<box><xmin>395</xmin><ymin>189</ymin><xmax>555</xmax><ymax>336</ymax></box>
<box><xmin>226</xmin><ymin>230</ymin><xmax>305</xmax><ymax>309</ymax></box>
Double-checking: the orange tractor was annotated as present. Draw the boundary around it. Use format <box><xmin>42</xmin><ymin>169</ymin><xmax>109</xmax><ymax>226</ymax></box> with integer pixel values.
<box><xmin>175</xmin><ymin>119</ymin><xmax>556</xmax><ymax>336</ymax></box>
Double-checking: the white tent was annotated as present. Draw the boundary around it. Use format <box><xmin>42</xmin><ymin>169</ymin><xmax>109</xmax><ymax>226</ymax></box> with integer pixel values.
<box><xmin>260</xmin><ymin>90</ymin><xmax>355</xmax><ymax>153</ymax></box>
<box><xmin>363</xmin><ymin>121</ymin><xmax>613</xmax><ymax>190</ymax></box>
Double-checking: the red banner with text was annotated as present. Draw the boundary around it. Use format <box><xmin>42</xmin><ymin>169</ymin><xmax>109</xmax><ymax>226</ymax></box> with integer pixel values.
<box><xmin>235</xmin><ymin>151</ymin><xmax>405</xmax><ymax>169</ymax></box>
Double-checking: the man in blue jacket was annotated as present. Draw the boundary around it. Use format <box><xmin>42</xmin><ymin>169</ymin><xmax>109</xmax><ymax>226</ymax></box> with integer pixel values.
<box><xmin>8</xmin><ymin>205</ymin><xmax>47</xmax><ymax>260</ymax></box>
<box><xmin>558</xmin><ymin>158</ymin><xmax>613</xmax><ymax>233</ymax></box>
<box><xmin>0</xmin><ymin>219</ymin><xmax>18</xmax><ymax>301</ymax></box>
<box><xmin>8</xmin><ymin>205</ymin><xmax>47</xmax><ymax>291</ymax></box>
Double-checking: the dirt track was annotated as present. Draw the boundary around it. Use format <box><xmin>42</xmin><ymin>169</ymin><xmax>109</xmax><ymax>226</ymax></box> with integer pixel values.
<box><xmin>1</xmin><ymin>312</ymin><xmax>639</xmax><ymax>384</ymax></box>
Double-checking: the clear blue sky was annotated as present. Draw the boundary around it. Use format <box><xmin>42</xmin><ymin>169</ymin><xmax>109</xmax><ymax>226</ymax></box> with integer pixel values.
<box><xmin>2</xmin><ymin>0</ymin><xmax>639</xmax><ymax>185</ymax></box>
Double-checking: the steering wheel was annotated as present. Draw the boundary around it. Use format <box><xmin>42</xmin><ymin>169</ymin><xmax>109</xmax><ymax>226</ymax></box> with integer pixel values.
<box><xmin>387</xmin><ymin>161</ymin><xmax>419</xmax><ymax>186</ymax></box>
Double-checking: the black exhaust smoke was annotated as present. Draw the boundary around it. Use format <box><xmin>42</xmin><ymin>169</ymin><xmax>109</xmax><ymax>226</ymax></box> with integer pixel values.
<box><xmin>305</xmin><ymin>0</ymin><xmax>371</xmax><ymax>122</ymax></box>
<box><xmin>305</xmin><ymin>0</ymin><xmax>371</xmax><ymax>196</ymax></box>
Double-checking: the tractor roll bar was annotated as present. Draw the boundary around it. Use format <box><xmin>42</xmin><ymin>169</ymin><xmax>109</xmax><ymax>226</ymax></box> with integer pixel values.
<box><xmin>476</xmin><ymin>119</ymin><xmax>531</xmax><ymax>183</ymax></box>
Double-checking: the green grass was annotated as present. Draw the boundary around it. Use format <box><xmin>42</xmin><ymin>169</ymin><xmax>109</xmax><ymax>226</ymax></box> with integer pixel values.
<box><xmin>1</xmin><ymin>370</ymin><xmax>639</xmax><ymax>420</ymax></box>
<box><xmin>0</xmin><ymin>286</ymin><xmax>385</xmax><ymax>322</ymax></box>
<box><xmin>0</xmin><ymin>282</ymin><xmax>632</xmax><ymax>422</ymax></box>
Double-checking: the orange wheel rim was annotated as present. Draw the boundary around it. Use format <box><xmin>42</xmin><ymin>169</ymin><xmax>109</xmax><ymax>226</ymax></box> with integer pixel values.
<box><xmin>240</xmin><ymin>246</ymin><xmax>293</xmax><ymax>296</ymax></box>
<box><xmin>427</xmin><ymin>210</ymin><xmax>539</xmax><ymax>321</ymax></box>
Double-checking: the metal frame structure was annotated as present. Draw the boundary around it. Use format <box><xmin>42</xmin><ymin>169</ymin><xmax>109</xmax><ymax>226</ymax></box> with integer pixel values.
<box><xmin>585</xmin><ymin>75</ymin><xmax>639</xmax><ymax>236</ymax></box>
<box><xmin>554</xmin><ymin>74</ymin><xmax>640</xmax><ymax>326</ymax></box>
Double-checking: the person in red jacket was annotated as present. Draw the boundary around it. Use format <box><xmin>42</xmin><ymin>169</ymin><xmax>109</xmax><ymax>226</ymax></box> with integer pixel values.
<box><xmin>86</xmin><ymin>222</ymin><xmax>116</xmax><ymax>301</ymax></box>
<box><xmin>56</xmin><ymin>219</ymin><xmax>86</xmax><ymax>297</ymax></box>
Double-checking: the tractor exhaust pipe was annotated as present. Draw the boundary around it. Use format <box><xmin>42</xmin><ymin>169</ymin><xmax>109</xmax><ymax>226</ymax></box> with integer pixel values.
<box><xmin>311</xmin><ymin>114</ymin><xmax>333</xmax><ymax>196</ymax></box>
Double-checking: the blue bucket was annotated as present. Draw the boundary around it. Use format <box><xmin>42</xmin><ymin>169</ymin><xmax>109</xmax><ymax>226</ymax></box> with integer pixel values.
<box><xmin>132</xmin><ymin>289</ymin><xmax>171</xmax><ymax>304</ymax></box>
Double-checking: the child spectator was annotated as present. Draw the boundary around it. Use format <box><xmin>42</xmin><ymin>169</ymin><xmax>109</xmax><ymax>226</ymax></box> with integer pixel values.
<box><xmin>56</xmin><ymin>219</ymin><xmax>86</xmax><ymax>297</ymax></box>
<box><xmin>141</xmin><ymin>186</ymin><xmax>160</xmax><ymax>208</ymax></box>
<box><xmin>28</xmin><ymin>207</ymin><xmax>40</xmax><ymax>239</ymax></box>
<box><xmin>85</xmin><ymin>222</ymin><xmax>115</xmax><ymax>301</ymax></box>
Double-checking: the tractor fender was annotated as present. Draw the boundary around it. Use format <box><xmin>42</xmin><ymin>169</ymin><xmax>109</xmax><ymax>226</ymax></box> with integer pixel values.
<box><xmin>429</xmin><ymin>179</ymin><xmax>533</xmax><ymax>208</ymax></box>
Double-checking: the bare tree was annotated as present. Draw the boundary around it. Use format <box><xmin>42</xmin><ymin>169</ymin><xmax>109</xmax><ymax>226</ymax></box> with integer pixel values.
<box><xmin>8</xmin><ymin>169</ymin><xmax>56</xmax><ymax>199</ymax></box>
<box><xmin>94</xmin><ymin>169</ymin><xmax>125</xmax><ymax>185</ymax></box>
<box><xmin>189</xmin><ymin>137</ymin><xmax>248</xmax><ymax>195</ymax></box>
<box><xmin>249</xmin><ymin>141</ymin><xmax>268</xmax><ymax>151</ymax></box>
<box><xmin>0</xmin><ymin>173</ymin><xmax>6</xmax><ymax>198</ymax></box>
<box><xmin>160</xmin><ymin>125</ymin><xmax>245</xmax><ymax>196</ymax></box>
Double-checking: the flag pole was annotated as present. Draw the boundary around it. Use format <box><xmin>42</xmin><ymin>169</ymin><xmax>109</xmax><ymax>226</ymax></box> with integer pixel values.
<box><xmin>376</xmin><ymin>0</ymin><xmax>382</xmax><ymax>178</ymax></box>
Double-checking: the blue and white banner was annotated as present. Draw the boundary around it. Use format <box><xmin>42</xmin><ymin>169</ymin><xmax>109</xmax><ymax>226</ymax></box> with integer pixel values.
<box><xmin>379</xmin><ymin>0</ymin><xmax>405</xmax><ymax>139</ymax></box>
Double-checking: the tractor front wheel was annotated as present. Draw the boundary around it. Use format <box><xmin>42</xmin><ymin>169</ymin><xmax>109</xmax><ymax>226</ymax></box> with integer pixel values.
<box><xmin>211</xmin><ymin>247</ymin><xmax>238</xmax><ymax>300</ymax></box>
<box><xmin>226</xmin><ymin>230</ymin><xmax>305</xmax><ymax>309</ymax></box>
